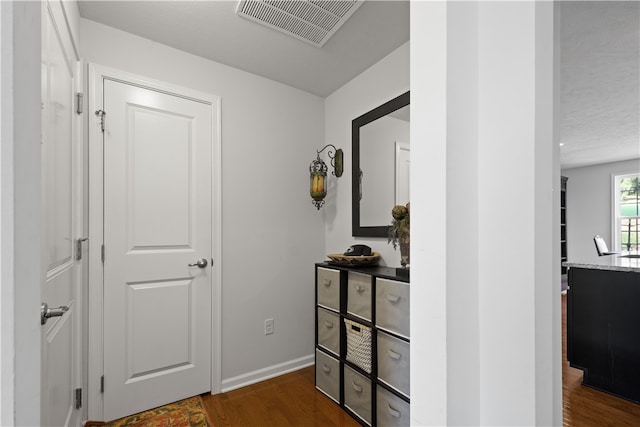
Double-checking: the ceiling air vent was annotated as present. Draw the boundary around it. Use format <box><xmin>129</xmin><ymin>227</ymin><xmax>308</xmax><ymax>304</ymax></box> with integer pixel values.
<box><xmin>236</xmin><ymin>0</ymin><xmax>364</xmax><ymax>47</ymax></box>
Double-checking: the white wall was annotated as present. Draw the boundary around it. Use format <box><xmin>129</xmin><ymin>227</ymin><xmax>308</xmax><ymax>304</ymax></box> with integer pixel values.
<box><xmin>80</xmin><ymin>19</ymin><xmax>326</xmax><ymax>386</ymax></box>
<box><xmin>445</xmin><ymin>2</ymin><xmax>480</xmax><ymax>424</ymax></box>
<box><xmin>0</xmin><ymin>2</ymin><xmax>12</xmax><ymax>424</ymax></box>
<box><xmin>411</xmin><ymin>3</ymin><xmax>448</xmax><ymax>424</ymax></box>
<box><xmin>1</xmin><ymin>1</ymin><xmax>42</xmax><ymax>426</ymax></box>
<box><xmin>324</xmin><ymin>42</ymin><xmax>409</xmax><ymax>267</ymax></box>
<box><xmin>411</xmin><ymin>2</ymin><xmax>560</xmax><ymax>425</ymax></box>
<box><xmin>562</xmin><ymin>158</ymin><xmax>640</xmax><ymax>260</ymax></box>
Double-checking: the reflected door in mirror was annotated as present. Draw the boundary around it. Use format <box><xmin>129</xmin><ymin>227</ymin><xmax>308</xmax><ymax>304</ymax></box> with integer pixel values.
<box><xmin>395</xmin><ymin>142</ymin><xmax>410</xmax><ymax>205</ymax></box>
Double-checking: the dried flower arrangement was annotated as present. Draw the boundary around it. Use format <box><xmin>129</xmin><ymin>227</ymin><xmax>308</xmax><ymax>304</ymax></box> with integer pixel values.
<box><xmin>388</xmin><ymin>202</ymin><xmax>410</xmax><ymax>249</ymax></box>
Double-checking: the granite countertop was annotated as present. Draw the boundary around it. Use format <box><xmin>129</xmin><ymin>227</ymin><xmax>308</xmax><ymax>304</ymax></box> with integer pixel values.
<box><xmin>564</xmin><ymin>252</ymin><xmax>640</xmax><ymax>273</ymax></box>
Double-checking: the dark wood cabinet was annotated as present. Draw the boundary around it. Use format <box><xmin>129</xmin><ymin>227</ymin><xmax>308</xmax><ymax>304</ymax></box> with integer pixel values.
<box><xmin>567</xmin><ymin>267</ymin><xmax>640</xmax><ymax>403</ymax></box>
<box><xmin>315</xmin><ymin>264</ymin><xmax>410</xmax><ymax>426</ymax></box>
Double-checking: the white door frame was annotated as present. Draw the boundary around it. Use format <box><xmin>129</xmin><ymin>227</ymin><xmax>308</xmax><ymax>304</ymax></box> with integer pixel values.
<box><xmin>1</xmin><ymin>2</ymin><xmax>43</xmax><ymax>425</ymax></box>
<box><xmin>87</xmin><ymin>64</ymin><xmax>222</xmax><ymax>421</ymax></box>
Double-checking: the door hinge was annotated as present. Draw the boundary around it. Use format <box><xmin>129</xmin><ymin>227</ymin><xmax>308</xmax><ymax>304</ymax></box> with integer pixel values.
<box><xmin>75</xmin><ymin>388</ymin><xmax>82</xmax><ymax>409</ymax></box>
<box><xmin>100</xmin><ymin>375</ymin><xmax>104</xmax><ymax>393</ymax></box>
<box><xmin>95</xmin><ymin>109</ymin><xmax>106</xmax><ymax>132</ymax></box>
<box><xmin>76</xmin><ymin>93</ymin><xmax>83</xmax><ymax>115</ymax></box>
<box><xmin>101</xmin><ymin>244</ymin><xmax>105</xmax><ymax>263</ymax></box>
<box><xmin>75</xmin><ymin>237</ymin><xmax>88</xmax><ymax>261</ymax></box>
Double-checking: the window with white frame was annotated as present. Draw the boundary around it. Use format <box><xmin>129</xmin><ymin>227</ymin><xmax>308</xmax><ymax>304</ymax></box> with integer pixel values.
<box><xmin>614</xmin><ymin>173</ymin><xmax>640</xmax><ymax>251</ymax></box>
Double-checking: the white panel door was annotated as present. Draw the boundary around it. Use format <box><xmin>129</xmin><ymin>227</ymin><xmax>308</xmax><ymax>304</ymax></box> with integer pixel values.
<box><xmin>395</xmin><ymin>141</ymin><xmax>410</xmax><ymax>205</ymax></box>
<box><xmin>102</xmin><ymin>79</ymin><xmax>212</xmax><ymax>421</ymax></box>
<box><xmin>40</xmin><ymin>2</ymin><xmax>82</xmax><ymax>427</ymax></box>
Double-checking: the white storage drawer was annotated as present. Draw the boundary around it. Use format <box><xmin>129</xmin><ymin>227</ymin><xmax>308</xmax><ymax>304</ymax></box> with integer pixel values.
<box><xmin>376</xmin><ymin>385</ymin><xmax>410</xmax><ymax>427</ymax></box>
<box><xmin>347</xmin><ymin>271</ymin><xmax>372</xmax><ymax>321</ymax></box>
<box><xmin>344</xmin><ymin>365</ymin><xmax>372</xmax><ymax>426</ymax></box>
<box><xmin>377</xmin><ymin>330</ymin><xmax>410</xmax><ymax>397</ymax></box>
<box><xmin>315</xmin><ymin>349</ymin><xmax>340</xmax><ymax>403</ymax></box>
<box><xmin>376</xmin><ymin>278</ymin><xmax>410</xmax><ymax>338</ymax></box>
<box><xmin>317</xmin><ymin>267</ymin><xmax>341</xmax><ymax>311</ymax></box>
<box><xmin>317</xmin><ymin>307</ymin><xmax>340</xmax><ymax>356</ymax></box>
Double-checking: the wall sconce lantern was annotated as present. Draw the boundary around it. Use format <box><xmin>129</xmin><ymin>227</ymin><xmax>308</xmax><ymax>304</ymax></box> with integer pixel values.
<box><xmin>310</xmin><ymin>144</ymin><xmax>343</xmax><ymax>210</ymax></box>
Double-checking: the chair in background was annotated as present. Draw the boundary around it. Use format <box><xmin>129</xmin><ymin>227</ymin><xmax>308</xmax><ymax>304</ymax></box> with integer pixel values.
<box><xmin>593</xmin><ymin>235</ymin><xmax>621</xmax><ymax>256</ymax></box>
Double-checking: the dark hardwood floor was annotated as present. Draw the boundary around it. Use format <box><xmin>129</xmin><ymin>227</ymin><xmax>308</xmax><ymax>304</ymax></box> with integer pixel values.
<box><xmin>201</xmin><ymin>368</ymin><xmax>360</xmax><ymax>427</ymax></box>
<box><xmin>201</xmin><ymin>294</ymin><xmax>640</xmax><ymax>426</ymax></box>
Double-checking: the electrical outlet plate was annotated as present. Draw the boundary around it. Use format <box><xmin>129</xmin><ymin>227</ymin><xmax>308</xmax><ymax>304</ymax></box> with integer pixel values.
<box><xmin>265</xmin><ymin>318</ymin><xmax>274</xmax><ymax>335</ymax></box>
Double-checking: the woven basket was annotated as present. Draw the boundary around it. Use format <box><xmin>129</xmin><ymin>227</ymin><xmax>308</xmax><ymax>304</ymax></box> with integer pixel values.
<box><xmin>326</xmin><ymin>252</ymin><xmax>380</xmax><ymax>267</ymax></box>
<box><xmin>344</xmin><ymin>318</ymin><xmax>372</xmax><ymax>373</ymax></box>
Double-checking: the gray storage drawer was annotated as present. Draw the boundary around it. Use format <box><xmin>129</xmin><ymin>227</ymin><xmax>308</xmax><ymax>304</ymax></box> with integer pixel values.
<box><xmin>317</xmin><ymin>307</ymin><xmax>340</xmax><ymax>355</ymax></box>
<box><xmin>344</xmin><ymin>365</ymin><xmax>372</xmax><ymax>426</ymax></box>
<box><xmin>347</xmin><ymin>271</ymin><xmax>372</xmax><ymax>321</ymax></box>
<box><xmin>377</xmin><ymin>385</ymin><xmax>410</xmax><ymax>427</ymax></box>
<box><xmin>315</xmin><ymin>349</ymin><xmax>340</xmax><ymax>403</ymax></box>
<box><xmin>377</xmin><ymin>330</ymin><xmax>410</xmax><ymax>397</ymax></box>
<box><xmin>376</xmin><ymin>278</ymin><xmax>410</xmax><ymax>338</ymax></box>
<box><xmin>317</xmin><ymin>267</ymin><xmax>340</xmax><ymax>311</ymax></box>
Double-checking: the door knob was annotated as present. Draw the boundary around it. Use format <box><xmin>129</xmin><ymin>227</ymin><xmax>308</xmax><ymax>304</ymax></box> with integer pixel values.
<box><xmin>188</xmin><ymin>258</ymin><xmax>208</xmax><ymax>268</ymax></box>
<box><xmin>41</xmin><ymin>302</ymin><xmax>69</xmax><ymax>325</ymax></box>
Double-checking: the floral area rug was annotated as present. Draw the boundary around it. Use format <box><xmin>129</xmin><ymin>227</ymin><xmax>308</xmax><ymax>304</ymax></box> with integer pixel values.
<box><xmin>85</xmin><ymin>396</ymin><xmax>212</xmax><ymax>427</ymax></box>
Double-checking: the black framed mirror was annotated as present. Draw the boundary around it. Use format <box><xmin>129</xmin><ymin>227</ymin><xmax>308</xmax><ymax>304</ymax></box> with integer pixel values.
<box><xmin>352</xmin><ymin>91</ymin><xmax>410</xmax><ymax>237</ymax></box>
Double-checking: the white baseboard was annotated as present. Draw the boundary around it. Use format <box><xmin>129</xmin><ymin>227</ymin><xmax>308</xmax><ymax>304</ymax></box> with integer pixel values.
<box><xmin>220</xmin><ymin>354</ymin><xmax>315</xmax><ymax>393</ymax></box>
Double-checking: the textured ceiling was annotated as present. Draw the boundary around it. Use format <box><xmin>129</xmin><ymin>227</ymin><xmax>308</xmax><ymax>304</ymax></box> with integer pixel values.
<box><xmin>77</xmin><ymin>0</ymin><xmax>410</xmax><ymax>98</ymax></box>
<box><xmin>560</xmin><ymin>1</ymin><xmax>640</xmax><ymax>169</ymax></box>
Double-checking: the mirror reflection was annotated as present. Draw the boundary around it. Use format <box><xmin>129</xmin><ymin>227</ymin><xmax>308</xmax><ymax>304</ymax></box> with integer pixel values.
<box><xmin>352</xmin><ymin>91</ymin><xmax>410</xmax><ymax>237</ymax></box>
<box><xmin>360</xmin><ymin>105</ymin><xmax>410</xmax><ymax>226</ymax></box>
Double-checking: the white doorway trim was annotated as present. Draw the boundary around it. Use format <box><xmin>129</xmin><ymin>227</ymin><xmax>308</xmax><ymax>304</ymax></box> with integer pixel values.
<box><xmin>87</xmin><ymin>64</ymin><xmax>222</xmax><ymax>421</ymax></box>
